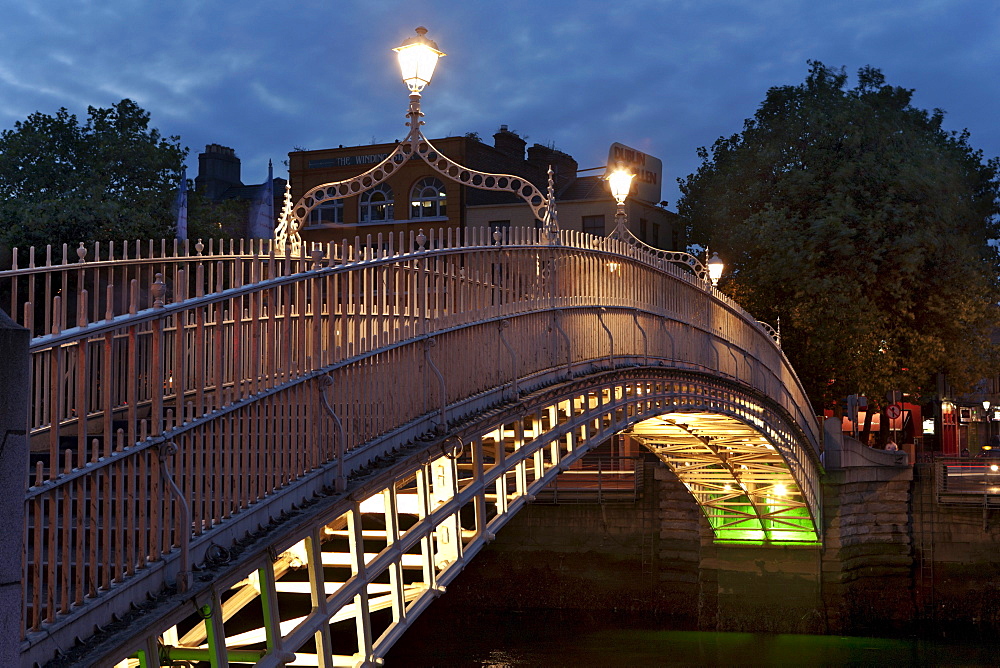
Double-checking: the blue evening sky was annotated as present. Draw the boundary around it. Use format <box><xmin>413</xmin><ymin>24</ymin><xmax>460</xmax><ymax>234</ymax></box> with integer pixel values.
<box><xmin>1</xmin><ymin>0</ymin><xmax>997</xmax><ymax>208</ymax></box>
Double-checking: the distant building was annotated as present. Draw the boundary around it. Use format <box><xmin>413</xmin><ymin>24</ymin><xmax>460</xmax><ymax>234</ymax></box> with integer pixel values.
<box><xmin>287</xmin><ymin>127</ymin><xmax>683</xmax><ymax>249</ymax></box>
<box><xmin>195</xmin><ymin>144</ymin><xmax>285</xmax><ymax>237</ymax></box>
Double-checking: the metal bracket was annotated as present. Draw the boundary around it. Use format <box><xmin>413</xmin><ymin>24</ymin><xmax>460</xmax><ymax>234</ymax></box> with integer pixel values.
<box><xmin>597</xmin><ymin>307</ymin><xmax>614</xmax><ymax>369</ymax></box>
<box><xmin>632</xmin><ymin>309</ymin><xmax>648</xmax><ymax>367</ymax></box>
<box><xmin>283</xmin><ymin>92</ymin><xmax>557</xmax><ymax>248</ymax></box>
<box><xmin>757</xmin><ymin>318</ymin><xmax>781</xmax><ymax>348</ymax></box>
<box><xmin>318</xmin><ymin>375</ymin><xmax>347</xmax><ymax>492</ymax></box>
<box><xmin>607</xmin><ymin>227</ymin><xmax>713</xmax><ymax>285</ymax></box>
<box><xmin>552</xmin><ymin>310</ymin><xmax>572</xmax><ymax>380</ymax></box>
<box><xmin>498</xmin><ymin>319</ymin><xmax>519</xmax><ymax>400</ymax></box>
<box><xmin>155</xmin><ymin>441</ymin><xmax>192</xmax><ymax>593</ymax></box>
<box><xmin>423</xmin><ymin>338</ymin><xmax>448</xmax><ymax>434</ymax></box>
<box><xmin>659</xmin><ymin>316</ymin><xmax>675</xmax><ymax>361</ymax></box>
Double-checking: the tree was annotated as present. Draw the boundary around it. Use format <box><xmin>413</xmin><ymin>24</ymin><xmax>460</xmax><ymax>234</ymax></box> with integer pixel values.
<box><xmin>0</xmin><ymin>99</ymin><xmax>185</xmax><ymax>250</ymax></box>
<box><xmin>678</xmin><ymin>62</ymin><xmax>1000</xmax><ymax>409</ymax></box>
<box><xmin>186</xmin><ymin>188</ymin><xmax>250</xmax><ymax>242</ymax></box>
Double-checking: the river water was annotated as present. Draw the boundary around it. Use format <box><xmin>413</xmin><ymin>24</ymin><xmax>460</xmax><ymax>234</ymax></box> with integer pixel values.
<box><xmin>384</xmin><ymin>608</ymin><xmax>1000</xmax><ymax>667</ymax></box>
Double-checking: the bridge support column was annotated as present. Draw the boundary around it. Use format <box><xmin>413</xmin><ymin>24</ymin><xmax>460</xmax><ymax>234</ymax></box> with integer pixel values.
<box><xmin>0</xmin><ymin>309</ymin><xmax>28</xmax><ymax>668</ymax></box>
<box><xmin>820</xmin><ymin>418</ymin><xmax>914</xmax><ymax>634</ymax></box>
<box><xmin>697</xmin><ymin>540</ymin><xmax>824</xmax><ymax>633</ymax></box>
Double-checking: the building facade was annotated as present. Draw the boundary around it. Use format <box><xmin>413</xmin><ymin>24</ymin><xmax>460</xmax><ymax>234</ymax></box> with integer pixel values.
<box><xmin>287</xmin><ymin>127</ymin><xmax>683</xmax><ymax>249</ymax></box>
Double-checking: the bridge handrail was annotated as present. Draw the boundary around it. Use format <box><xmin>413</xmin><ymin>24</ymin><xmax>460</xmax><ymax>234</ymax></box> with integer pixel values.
<box><xmin>22</xmin><ymin>228</ymin><xmax>819</xmax><ymax>450</ymax></box>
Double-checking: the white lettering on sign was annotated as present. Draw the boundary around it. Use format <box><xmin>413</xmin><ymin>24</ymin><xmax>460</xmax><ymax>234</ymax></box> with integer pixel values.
<box><xmin>309</xmin><ymin>153</ymin><xmax>391</xmax><ymax>169</ymax></box>
<box><xmin>607</xmin><ymin>143</ymin><xmax>663</xmax><ymax>204</ymax></box>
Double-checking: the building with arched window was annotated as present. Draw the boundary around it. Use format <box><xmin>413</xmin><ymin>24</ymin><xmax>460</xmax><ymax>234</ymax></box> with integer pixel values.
<box><xmin>409</xmin><ymin>177</ymin><xmax>447</xmax><ymax>219</ymax></box>
<box><xmin>360</xmin><ymin>184</ymin><xmax>394</xmax><ymax>223</ymax></box>
<box><xmin>287</xmin><ymin>127</ymin><xmax>683</xmax><ymax>250</ymax></box>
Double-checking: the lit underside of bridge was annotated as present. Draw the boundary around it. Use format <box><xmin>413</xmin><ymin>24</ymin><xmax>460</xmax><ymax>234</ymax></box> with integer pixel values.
<box><xmin>98</xmin><ymin>376</ymin><xmax>820</xmax><ymax>668</ymax></box>
<box><xmin>629</xmin><ymin>412</ymin><xmax>819</xmax><ymax>544</ymax></box>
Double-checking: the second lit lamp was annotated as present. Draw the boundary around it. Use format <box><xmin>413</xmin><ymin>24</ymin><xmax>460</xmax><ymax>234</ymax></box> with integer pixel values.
<box><xmin>607</xmin><ymin>167</ymin><xmax>724</xmax><ymax>287</ymax></box>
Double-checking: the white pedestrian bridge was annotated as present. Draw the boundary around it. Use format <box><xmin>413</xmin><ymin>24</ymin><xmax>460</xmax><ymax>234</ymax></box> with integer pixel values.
<box><xmin>3</xmin><ymin>229</ymin><xmax>822</xmax><ymax>666</ymax></box>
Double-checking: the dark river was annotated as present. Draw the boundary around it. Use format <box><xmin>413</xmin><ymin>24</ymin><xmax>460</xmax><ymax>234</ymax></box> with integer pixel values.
<box><xmin>384</xmin><ymin>607</ymin><xmax>1000</xmax><ymax>667</ymax></box>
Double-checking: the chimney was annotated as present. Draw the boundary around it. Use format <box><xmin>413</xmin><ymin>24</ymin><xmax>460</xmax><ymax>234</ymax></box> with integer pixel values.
<box><xmin>527</xmin><ymin>144</ymin><xmax>578</xmax><ymax>192</ymax></box>
<box><xmin>493</xmin><ymin>125</ymin><xmax>527</xmax><ymax>160</ymax></box>
<box><xmin>195</xmin><ymin>144</ymin><xmax>243</xmax><ymax>200</ymax></box>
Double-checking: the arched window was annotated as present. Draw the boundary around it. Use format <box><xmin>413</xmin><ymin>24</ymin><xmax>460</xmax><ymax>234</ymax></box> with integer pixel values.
<box><xmin>360</xmin><ymin>184</ymin><xmax>394</xmax><ymax>222</ymax></box>
<box><xmin>410</xmin><ymin>177</ymin><xmax>447</xmax><ymax>219</ymax></box>
<box><xmin>309</xmin><ymin>199</ymin><xmax>344</xmax><ymax>225</ymax></box>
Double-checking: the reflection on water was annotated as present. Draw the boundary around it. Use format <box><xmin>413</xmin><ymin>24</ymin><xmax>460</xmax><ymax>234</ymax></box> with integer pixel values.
<box><xmin>384</xmin><ymin>608</ymin><xmax>1000</xmax><ymax>667</ymax></box>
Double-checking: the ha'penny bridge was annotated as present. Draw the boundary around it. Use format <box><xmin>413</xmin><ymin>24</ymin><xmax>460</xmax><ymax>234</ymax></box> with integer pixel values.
<box><xmin>2</xmin><ymin>226</ymin><xmax>825</xmax><ymax>667</ymax></box>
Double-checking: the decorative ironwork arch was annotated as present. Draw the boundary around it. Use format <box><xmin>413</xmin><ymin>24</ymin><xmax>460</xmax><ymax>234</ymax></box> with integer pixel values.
<box><xmin>277</xmin><ymin>93</ymin><xmax>556</xmax><ymax>254</ymax></box>
<box><xmin>608</xmin><ymin>225</ymin><xmax>717</xmax><ymax>285</ymax></box>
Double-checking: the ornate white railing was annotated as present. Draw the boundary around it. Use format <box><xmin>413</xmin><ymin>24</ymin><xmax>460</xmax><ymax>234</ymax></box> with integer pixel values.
<box><xmin>0</xmin><ymin>237</ymin><xmax>320</xmax><ymax>339</ymax></box>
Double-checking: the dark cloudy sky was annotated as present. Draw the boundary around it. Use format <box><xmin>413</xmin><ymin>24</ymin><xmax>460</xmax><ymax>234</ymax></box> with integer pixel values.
<box><xmin>2</xmin><ymin>0</ymin><xmax>997</xmax><ymax>208</ymax></box>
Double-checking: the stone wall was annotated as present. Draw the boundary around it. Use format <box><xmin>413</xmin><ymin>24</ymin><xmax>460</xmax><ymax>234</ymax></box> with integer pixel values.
<box><xmin>820</xmin><ymin>464</ymin><xmax>914</xmax><ymax>633</ymax></box>
<box><xmin>427</xmin><ymin>433</ymin><xmax>1000</xmax><ymax>637</ymax></box>
<box><xmin>911</xmin><ymin>463</ymin><xmax>1000</xmax><ymax>635</ymax></box>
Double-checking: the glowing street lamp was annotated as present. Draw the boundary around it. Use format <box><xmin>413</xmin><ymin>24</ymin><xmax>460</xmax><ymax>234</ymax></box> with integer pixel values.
<box><xmin>394</xmin><ymin>26</ymin><xmax>445</xmax><ymax>94</ymax></box>
<box><xmin>275</xmin><ymin>27</ymin><xmax>557</xmax><ymax>254</ymax></box>
<box><xmin>607</xmin><ymin>168</ymin><xmax>634</xmax><ymax>206</ymax></box>
<box><xmin>607</xmin><ymin>167</ymin><xmax>634</xmax><ymax>238</ymax></box>
<box><xmin>707</xmin><ymin>251</ymin><xmax>725</xmax><ymax>287</ymax></box>
<box><xmin>607</xmin><ymin>166</ymin><xmax>725</xmax><ymax>290</ymax></box>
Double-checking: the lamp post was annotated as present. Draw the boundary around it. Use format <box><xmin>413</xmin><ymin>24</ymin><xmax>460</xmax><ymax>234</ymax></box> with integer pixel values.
<box><xmin>607</xmin><ymin>167</ymin><xmax>635</xmax><ymax>239</ymax></box>
<box><xmin>985</xmin><ymin>462</ymin><xmax>998</xmax><ymax>530</ymax></box>
<box><xmin>272</xmin><ymin>28</ymin><xmax>729</xmax><ymax>295</ymax></box>
<box><xmin>984</xmin><ymin>400</ymin><xmax>992</xmax><ymax>445</ymax></box>
<box><xmin>605</xmin><ymin>166</ymin><xmax>725</xmax><ymax>290</ymax></box>
<box><xmin>275</xmin><ymin>27</ymin><xmax>558</xmax><ymax>255</ymax></box>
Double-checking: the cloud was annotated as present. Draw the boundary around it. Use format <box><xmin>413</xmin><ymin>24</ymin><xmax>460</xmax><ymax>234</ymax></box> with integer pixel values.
<box><xmin>251</xmin><ymin>82</ymin><xmax>300</xmax><ymax>116</ymax></box>
<box><xmin>0</xmin><ymin>0</ymin><xmax>996</xmax><ymax>205</ymax></box>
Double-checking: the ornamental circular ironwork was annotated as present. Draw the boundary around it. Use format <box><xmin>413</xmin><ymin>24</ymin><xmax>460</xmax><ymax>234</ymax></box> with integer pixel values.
<box><xmin>282</xmin><ymin>108</ymin><xmax>554</xmax><ymax>244</ymax></box>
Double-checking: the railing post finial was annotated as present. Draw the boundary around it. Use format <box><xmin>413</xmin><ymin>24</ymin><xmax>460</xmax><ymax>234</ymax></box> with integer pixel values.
<box><xmin>152</xmin><ymin>273</ymin><xmax>166</xmax><ymax>309</ymax></box>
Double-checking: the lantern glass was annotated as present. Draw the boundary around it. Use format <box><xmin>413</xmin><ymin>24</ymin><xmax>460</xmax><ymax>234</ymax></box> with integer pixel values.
<box><xmin>607</xmin><ymin>169</ymin><xmax>635</xmax><ymax>205</ymax></box>
<box><xmin>707</xmin><ymin>252</ymin><xmax>725</xmax><ymax>286</ymax></box>
<box><xmin>394</xmin><ymin>28</ymin><xmax>444</xmax><ymax>93</ymax></box>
